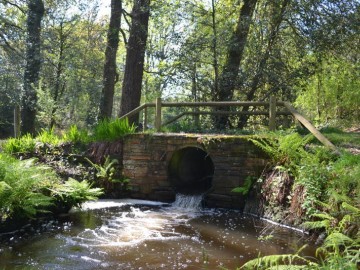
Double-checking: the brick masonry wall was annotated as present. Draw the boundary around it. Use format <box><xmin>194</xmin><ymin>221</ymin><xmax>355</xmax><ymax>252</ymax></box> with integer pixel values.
<box><xmin>122</xmin><ymin>133</ymin><xmax>269</xmax><ymax>209</ymax></box>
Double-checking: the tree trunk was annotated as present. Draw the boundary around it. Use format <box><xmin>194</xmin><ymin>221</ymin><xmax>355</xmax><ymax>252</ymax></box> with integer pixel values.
<box><xmin>21</xmin><ymin>0</ymin><xmax>44</xmax><ymax>135</ymax></box>
<box><xmin>237</xmin><ymin>0</ymin><xmax>290</xmax><ymax>128</ymax></box>
<box><xmin>211</xmin><ymin>0</ymin><xmax>219</xmax><ymax>99</ymax></box>
<box><xmin>99</xmin><ymin>0</ymin><xmax>122</xmax><ymax>120</ymax></box>
<box><xmin>214</xmin><ymin>0</ymin><xmax>257</xmax><ymax>129</ymax></box>
<box><xmin>118</xmin><ymin>0</ymin><xmax>150</xmax><ymax>125</ymax></box>
<box><xmin>50</xmin><ymin>22</ymin><xmax>66</xmax><ymax>129</ymax></box>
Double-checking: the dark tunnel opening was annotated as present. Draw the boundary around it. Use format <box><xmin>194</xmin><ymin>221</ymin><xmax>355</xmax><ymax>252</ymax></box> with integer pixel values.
<box><xmin>168</xmin><ymin>147</ymin><xmax>214</xmax><ymax>195</ymax></box>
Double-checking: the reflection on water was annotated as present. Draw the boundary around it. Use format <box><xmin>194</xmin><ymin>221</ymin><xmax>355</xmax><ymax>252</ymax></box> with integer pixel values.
<box><xmin>0</xmin><ymin>196</ymin><xmax>314</xmax><ymax>270</ymax></box>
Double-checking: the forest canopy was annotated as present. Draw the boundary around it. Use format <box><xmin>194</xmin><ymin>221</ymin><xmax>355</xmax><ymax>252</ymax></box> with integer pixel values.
<box><xmin>0</xmin><ymin>0</ymin><xmax>359</xmax><ymax>137</ymax></box>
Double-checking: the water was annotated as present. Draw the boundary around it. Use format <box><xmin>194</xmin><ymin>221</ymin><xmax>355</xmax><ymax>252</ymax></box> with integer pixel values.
<box><xmin>0</xmin><ymin>195</ymin><xmax>314</xmax><ymax>269</ymax></box>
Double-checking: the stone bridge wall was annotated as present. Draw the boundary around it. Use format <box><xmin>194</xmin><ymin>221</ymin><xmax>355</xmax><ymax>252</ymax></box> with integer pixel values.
<box><xmin>122</xmin><ymin>134</ymin><xmax>269</xmax><ymax>209</ymax></box>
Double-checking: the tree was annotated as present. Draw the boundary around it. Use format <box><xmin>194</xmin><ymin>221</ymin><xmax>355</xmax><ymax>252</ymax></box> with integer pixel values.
<box><xmin>215</xmin><ymin>0</ymin><xmax>258</xmax><ymax>129</ymax></box>
<box><xmin>21</xmin><ymin>0</ymin><xmax>44</xmax><ymax>135</ymax></box>
<box><xmin>99</xmin><ymin>0</ymin><xmax>122</xmax><ymax>120</ymax></box>
<box><xmin>237</xmin><ymin>0</ymin><xmax>290</xmax><ymax>128</ymax></box>
<box><xmin>119</xmin><ymin>0</ymin><xmax>150</xmax><ymax>125</ymax></box>
<box><xmin>39</xmin><ymin>0</ymin><xmax>107</xmax><ymax>129</ymax></box>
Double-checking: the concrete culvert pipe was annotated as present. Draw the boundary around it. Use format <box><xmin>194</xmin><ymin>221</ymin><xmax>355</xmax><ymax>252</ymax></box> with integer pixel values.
<box><xmin>168</xmin><ymin>147</ymin><xmax>214</xmax><ymax>194</ymax></box>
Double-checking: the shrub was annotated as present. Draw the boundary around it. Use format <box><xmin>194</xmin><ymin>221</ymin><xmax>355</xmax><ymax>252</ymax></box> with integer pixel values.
<box><xmin>3</xmin><ymin>134</ymin><xmax>36</xmax><ymax>154</ymax></box>
<box><xmin>52</xmin><ymin>178</ymin><xmax>103</xmax><ymax>209</ymax></box>
<box><xmin>0</xmin><ymin>154</ymin><xmax>59</xmax><ymax>221</ymax></box>
<box><xmin>93</xmin><ymin>118</ymin><xmax>136</xmax><ymax>141</ymax></box>
<box><xmin>36</xmin><ymin>128</ymin><xmax>62</xmax><ymax>145</ymax></box>
<box><xmin>63</xmin><ymin>125</ymin><xmax>90</xmax><ymax>144</ymax></box>
<box><xmin>0</xmin><ymin>153</ymin><xmax>103</xmax><ymax>225</ymax></box>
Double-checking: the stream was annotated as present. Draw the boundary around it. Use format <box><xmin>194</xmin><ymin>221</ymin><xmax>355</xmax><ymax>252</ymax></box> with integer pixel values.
<box><xmin>0</xmin><ymin>195</ymin><xmax>315</xmax><ymax>269</ymax></box>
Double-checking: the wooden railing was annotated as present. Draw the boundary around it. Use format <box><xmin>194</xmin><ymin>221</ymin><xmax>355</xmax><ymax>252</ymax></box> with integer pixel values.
<box><xmin>119</xmin><ymin>96</ymin><xmax>338</xmax><ymax>152</ymax></box>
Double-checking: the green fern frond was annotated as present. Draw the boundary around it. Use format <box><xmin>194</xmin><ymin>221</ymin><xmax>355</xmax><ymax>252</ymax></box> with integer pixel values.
<box><xmin>239</xmin><ymin>253</ymin><xmax>315</xmax><ymax>270</ymax></box>
<box><xmin>302</xmin><ymin>220</ymin><xmax>331</xmax><ymax>230</ymax></box>
<box><xmin>323</xmin><ymin>232</ymin><xmax>353</xmax><ymax>249</ymax></box>
<box><xmin>53</xmin><ymin>178</ymin><xmax>103</xmax><ymax>207</ymax></box>
<box><xmin>21</xmin><ymin>193</ymin><xmax>54</xmax><ymax>218</ymax></box>
<box><xmin>341</xmin><ymin>202</ymin><xmax>360</xmax><ymax>215</ymax></box>
<box><xmin>266</xmin><ymin>266</ymin><xmax>308</xmax><ymax>270</ymax></box>
<box><xmin>311</xmin><ymin>213</ymin><xmax>335</xmax><ymax>221</ymax></box>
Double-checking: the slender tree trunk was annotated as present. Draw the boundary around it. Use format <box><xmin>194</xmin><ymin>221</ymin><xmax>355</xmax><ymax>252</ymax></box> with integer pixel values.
<box><xmin>214</xmin><ymin>0</ymin><xmax>257</xmax><ymax>129</ymax></box>
<box><xmin>21</xmin><ymin>0</ymin><xmax>44</xmax><ymax>135</ymax></box>
<box><xmin>50</xmin><ymin>22</ymin><xmax>66</xmax><ymax>129</ymax></box>
<box><xmin>99</xmin><ymin>0</ymin><xmax>122</xmax><ymax>120</ymax></box>
<box><xmin>119</xmin><ymin>0</ymin><xmax>150</xmax><ymax>125</ymax></box>
<box><xmin>211</xmin><ymin>0</ymin><xmax>219</xmax><ymax>99</ymax></box>
<box><xmin>238</xmin><ymin>0</ymin><xmax>290</xmax><ymax>128</ymax></box>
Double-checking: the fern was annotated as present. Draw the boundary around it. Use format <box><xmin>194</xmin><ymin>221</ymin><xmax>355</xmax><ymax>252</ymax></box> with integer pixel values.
<box><xmin>53</xmin><ymin>178</ymin><xmax>103</xmax><ymax>208</ymax></box>
<box><xmin>341</xmin><ymin>202</ymin><xmax>360</xmax><ymax>215</ymax></box>
<box><xmin>36</xmin><ymin>127</ymin><xmax>62</xmax><ymax>145</ymax></box>
<box><xmin>85</xmin><ymin>156</ymin><xmax>129</xmax><ymax>191</ymax></box>
<box><xmin>232</xmin><ymin>176</ymin><xmax>256</xmax><ymax>195</ymax></box>
<box><xmin>3</xmin><ymin>134</ymin><xmax>36</xmax><ymax>154</ymax></box>
<box><xmin>93</xmin><ymin>118</ymin><xmax>136</xmax><ymax>141</ymax></box>
<box><xmin>302</xmin><ymin>219</ymin><xmax>331</xmax><ymax>231</ymax></box>
<box><xmin>323</xmin><ymin>232</ymin><xmax>354</xmax><ymax>249</ymax></box>
<box><xmin>239</xmin><ymin>253</ymin><xmax>316</xmax><ymax>270</ymax></box>
<box><xmin>63</xmin><ymin>125</ymin><xmax>90</xmax><ymax>144</ymax></box>
<box><xmin>249</xmin><ymin>133</ymin><xmax>313</xmax><ymax>174</ymax></box>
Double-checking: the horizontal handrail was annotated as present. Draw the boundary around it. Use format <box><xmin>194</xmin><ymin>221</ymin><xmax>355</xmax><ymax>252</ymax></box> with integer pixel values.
<box><xmin>163</xmin><ymin>110</ymin><xmax>291</xmax><ymax>126</ymax></box>
<box><xmin>118</xmin><ymin>97</ymin><xmax>338</xmax><ymax>153</ymax></box>
<box><xmin>119</xmin><ymin>100</ymin><xmax>285</xmax><ymax>122</ymax></box>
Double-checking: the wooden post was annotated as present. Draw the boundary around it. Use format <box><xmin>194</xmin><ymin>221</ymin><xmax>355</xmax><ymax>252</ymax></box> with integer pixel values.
<box><xmin>14</xmin><ymin>105</ymin><xmax>20</xmax><ymax>138</ymax></box>
<box><xmin>283</xmin><ymin>102</ymin><xmax>339</xmax><ymax>153</ymax></box>
<box><xmin>194</xmin><ymin>107</ymin><xmax>200</xmax><ymax>129</ymax></box>
<box><xmin>143</xmin><ymin>106</ymin><xmax>148</xmax><ymax>131</ymax></box>
<box><xmin>269</xmin><ymin>96</ymin><xmax>276</xmax><ymax>131</ymax></box>
<box><xmin>155</xmin><ymin>97</ymin><xmax>162</xmax><ymax>132</ymax></box>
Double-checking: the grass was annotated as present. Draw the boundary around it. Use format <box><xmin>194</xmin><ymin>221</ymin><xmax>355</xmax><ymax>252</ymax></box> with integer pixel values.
<box><xmin>318</xmin><ymin>127</ymin><xmax>360</xmax><ymax>148</ymax></box>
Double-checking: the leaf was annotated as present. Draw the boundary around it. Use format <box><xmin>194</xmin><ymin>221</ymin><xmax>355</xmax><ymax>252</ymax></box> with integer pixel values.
<box><xmin>239</xmin><ymin>254</ymin><xmax>315</xmax><ymax>270</ymax></box>
<box><xmin>323</xmin><ymin>232</ymin><xmax>353</xmax><ymax>249</ymax></box>
<box><xmin>341</xmin><ymin>202</ymin><xmax>360</xmax><ymax>215</ymax></box>
<box><xmin>302</xmin><ymin>220</ymin><xmax>331</xmax><ymax>230</ymax></box>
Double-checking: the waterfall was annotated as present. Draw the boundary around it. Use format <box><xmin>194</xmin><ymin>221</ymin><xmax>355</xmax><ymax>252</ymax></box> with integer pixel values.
<box><xmin>172</xmin><ymin>193</ymin><xmax>203</xmax><ymax>210</ymax></box>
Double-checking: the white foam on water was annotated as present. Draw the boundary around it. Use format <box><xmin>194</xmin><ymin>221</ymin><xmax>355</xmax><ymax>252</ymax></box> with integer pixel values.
<box><xmin>171</xmin><ymin>194</ymin><xmax>204</xmax><ymax>211</ymax></box>
<box><xmin>79</xmin><ymin>199</ymin><xmax>166</xmax><ymax>210</ymax></box>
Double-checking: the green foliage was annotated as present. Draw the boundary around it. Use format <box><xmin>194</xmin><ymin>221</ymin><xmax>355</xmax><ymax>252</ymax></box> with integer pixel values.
<box><xmin>86</xmin><ymin>156</ymin><xmax>130</xmax><ymax>191</ymax></box>
<box><xmin>330</xmin><ymin>153</ymin><xmax>360</xmax><ymax>201</ymax></box>
<box><xmin>232</xmin><ymin>176</ymin><xmax>256</xmax><ymax>195</ymax></box>
<box><xmin>250</xmin><ymin>132</ymin><xmax>354</xmax><ymax>218</ymax></box>
<box><xmin>302</xmin><ymin>201</ymin><xmax>360</xmax><ymax>269</ymax></box>
<box><xmin>240</xmin><ymin>199</ymin><xmax>360</xmax><ymax>269</ymax></box>
<box><xmin>63</xmin><ymin>125</ymin><xmax>90</xmax><ymax>144</ymax></box>
<box><xmin>36</xmin><ymin>128</ymin><xmax>62</xmax><ymax>145</ymax></box>
<box><xmin>3</xmin><ymin>134</ymin><xmax>36</xmax><ymax>154</ymax></box>
<box><xmin>0</xmin><ymin>154</ymin><xmax>58</xmax><ymax>221</ymax></box>
<box><xmin>314</xmin><ymin>127</ymin><xmax>360</xmax><ymax>148</ymax></box>
<box><xmin>52</xmin><ymin>178</ymin><xmax>103</xmax><ymax>208</ymax></box>
<box><xmin>249</xmin><ymin>133</ymin><xmax>313</xmax><ymax>174</ymax></box>
<box><xmin>93</xmin><ymin>118</ymin><xmax>136</xmax><ymax>142</ymax></box>
<box><xmin>296</xmin><ymin>161</ymin><xmax>330</xmax><ymax>217</ymax></box>
<box><xmin>295</xmin><ymin>55</ymin><xmax>360</xmax><ymax>127</ymax></box>
<box><xmin>239</xmin><ymin>246</ymin><xmax>316</xmax><ymax>269</ymax></box>
<box><xmin>0</xmin><ymin>153</ymin><xmax>103</xmax><ymax>224</ymax></box>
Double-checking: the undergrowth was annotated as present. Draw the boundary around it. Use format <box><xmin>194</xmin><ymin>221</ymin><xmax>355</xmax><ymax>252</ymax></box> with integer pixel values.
<box><xmin>92</xmin><ymin>118</ymin><xmax>136</xmax><ymax>141</ymax></box>
<box><xmin>2</xmin><ymin>118</ymin><xmax>136</xmax><ymax>154</ymax></box>
<box><xmin>0</xmin><ymin>153</ymin><xmax>103</xmax><ymax>226</ymax></box>
<box><xmin>242</xmin><ymin>131</ymin><xmax>360</xmax><ymax>269</ymax></box>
